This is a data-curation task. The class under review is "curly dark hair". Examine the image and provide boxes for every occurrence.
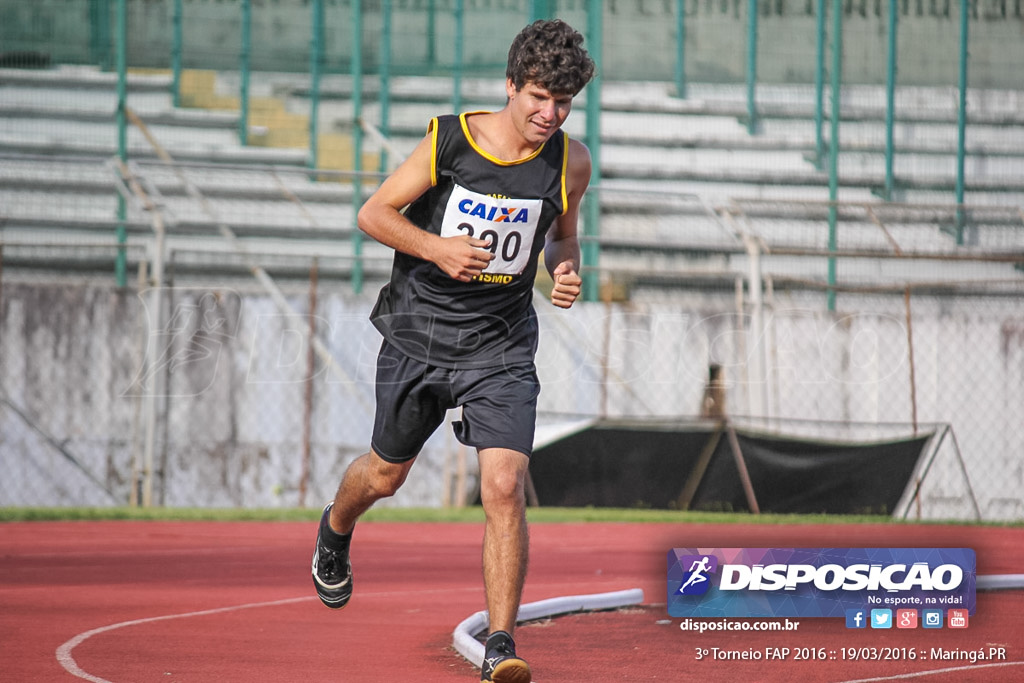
[505,19,596,97]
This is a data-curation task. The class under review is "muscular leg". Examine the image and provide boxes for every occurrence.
[329,449,415,534]
[477,447,530,635]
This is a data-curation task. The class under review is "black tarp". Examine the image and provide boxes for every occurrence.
[528,421,931,515]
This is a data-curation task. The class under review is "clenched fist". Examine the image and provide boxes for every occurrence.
[550,261,581,308]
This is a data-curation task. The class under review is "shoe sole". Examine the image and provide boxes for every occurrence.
[485,658,531,683]
[313,577,351,609]
[312,517,353,609]
[311,551,352,608]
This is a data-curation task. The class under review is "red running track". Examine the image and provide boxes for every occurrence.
[1,520,1022,682]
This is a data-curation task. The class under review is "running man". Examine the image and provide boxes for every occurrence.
[679,556,712,593]
[311,19,595,683]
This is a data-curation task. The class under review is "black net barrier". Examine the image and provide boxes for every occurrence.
[527,421,931,515]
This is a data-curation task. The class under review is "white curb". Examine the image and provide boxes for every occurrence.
[452,588,646,669]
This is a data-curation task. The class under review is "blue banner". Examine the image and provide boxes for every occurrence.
[667,548,976,619]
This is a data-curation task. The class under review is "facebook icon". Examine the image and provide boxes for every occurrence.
[846,609,867,629]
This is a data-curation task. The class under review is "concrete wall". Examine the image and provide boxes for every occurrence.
[1,280,1021,519]
[2,0,1023,87]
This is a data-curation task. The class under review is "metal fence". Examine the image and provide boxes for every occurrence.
[1,1,1023,518]
[2,179,1022,519]
[3,1,1022,211]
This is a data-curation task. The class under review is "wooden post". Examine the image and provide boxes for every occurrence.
[726,423,761,514]
[299,258,319,508]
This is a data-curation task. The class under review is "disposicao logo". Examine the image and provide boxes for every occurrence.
[675,555,718,595]
[667,548,976,619]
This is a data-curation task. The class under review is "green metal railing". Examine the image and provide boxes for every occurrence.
[351,0,365,293]
[673,0,687,99]
[812,0,826,168]
[171,0,183,108]
[582,0,603,303]
[954,0,970,244]
[308,0,324,171]
[883,0,898,201]
[378,0,393,174]
[90,0,113,71]
[60,1,1009,302]
[827,0,843,312]
[238,0,251,146]
[745,0,759,135]
[115,0,128,287]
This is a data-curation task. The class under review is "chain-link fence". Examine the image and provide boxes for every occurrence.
[2,1,1022,518]
[2,183,1022,519]
[3,1,1022,198]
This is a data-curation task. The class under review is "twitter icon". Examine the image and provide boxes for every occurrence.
[870,609,893,629]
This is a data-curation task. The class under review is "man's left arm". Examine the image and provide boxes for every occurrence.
[544,138,591,309]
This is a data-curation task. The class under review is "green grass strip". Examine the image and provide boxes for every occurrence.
[0,506,1018,527]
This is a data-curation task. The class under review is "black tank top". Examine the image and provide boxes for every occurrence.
[370,112,569,369]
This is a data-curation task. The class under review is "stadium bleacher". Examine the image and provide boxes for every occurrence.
[2,65,1023,296]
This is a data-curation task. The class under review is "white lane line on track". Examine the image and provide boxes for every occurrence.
[56,596,314,683]
[832,661,1024,682]
[56,587,482,682]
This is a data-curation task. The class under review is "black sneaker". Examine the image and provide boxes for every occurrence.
[311,503,353,609]
[480,631,531,683]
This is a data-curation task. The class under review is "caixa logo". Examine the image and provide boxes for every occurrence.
[676,554,719,595]
[457,198,530,223]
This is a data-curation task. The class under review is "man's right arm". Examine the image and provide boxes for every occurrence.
[356,134,494,282]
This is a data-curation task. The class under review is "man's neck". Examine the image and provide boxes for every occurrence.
[464,110,544,162]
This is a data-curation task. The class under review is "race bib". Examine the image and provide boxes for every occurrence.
[439,184,542,276]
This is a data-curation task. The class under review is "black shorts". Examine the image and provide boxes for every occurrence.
[370,340,540,463]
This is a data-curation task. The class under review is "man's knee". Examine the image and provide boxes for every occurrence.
[481,470,524,504]
[365,451,413,498]
[478,449,529,508]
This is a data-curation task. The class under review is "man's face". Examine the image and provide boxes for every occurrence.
[506,79,574,145]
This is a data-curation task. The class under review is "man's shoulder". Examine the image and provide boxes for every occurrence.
[564,134,589,154]
[427,113,459,134]
[564,136,592,174]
